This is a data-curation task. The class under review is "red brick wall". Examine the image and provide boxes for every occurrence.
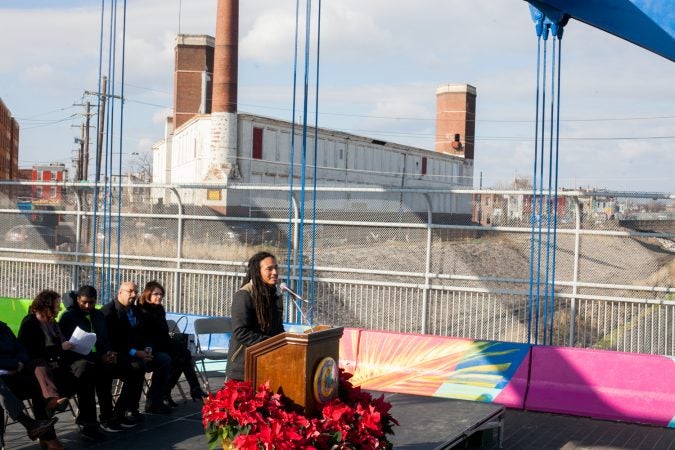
[435,85,476,160]
[0,98,20,180]
[174,38,214,129]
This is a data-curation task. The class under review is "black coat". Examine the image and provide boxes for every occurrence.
[58,303,111,360]
[225,283,284,381]
[0,321,28,371]
[136,302,171,353]
[100,300,146,365]
[17,314,64,363]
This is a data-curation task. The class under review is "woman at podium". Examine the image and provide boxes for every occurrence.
[225,252,285,381]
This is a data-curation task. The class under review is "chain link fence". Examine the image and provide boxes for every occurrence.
[0,182,672,355]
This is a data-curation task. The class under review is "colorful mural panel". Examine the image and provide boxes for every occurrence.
[342,330,530,407]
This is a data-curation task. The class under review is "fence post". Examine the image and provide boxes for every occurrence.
[422,194,433,335]
[569,197,581,347]
[170,187,184,312]
[72,187,83,291]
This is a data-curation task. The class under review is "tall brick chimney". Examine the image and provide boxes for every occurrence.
[173,34,214,130]
[435,84,476,160]
[209,0,239,180]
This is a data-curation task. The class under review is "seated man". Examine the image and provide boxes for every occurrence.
[102,281,172,421]
[0,320,58,445]
[59,286,126,432]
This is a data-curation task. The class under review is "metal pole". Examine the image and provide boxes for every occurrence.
[422,193,433,335]
[569,197,581,347]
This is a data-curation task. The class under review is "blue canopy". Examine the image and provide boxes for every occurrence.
[526,0,675,61]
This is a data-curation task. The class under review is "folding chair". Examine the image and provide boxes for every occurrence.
[164,318,190,402]
[193,317,232,392]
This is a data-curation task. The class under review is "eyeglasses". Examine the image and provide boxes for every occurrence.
[121,289,138,294]
[150,292,164,297]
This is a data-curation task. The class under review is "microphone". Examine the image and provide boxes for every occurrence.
[279,282,308,303]
[278,282,313,332]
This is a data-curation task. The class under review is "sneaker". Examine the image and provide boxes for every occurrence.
[80,426,107,442]
[100,419,125,433]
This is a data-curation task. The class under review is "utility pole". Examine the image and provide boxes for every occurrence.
[77,124,85,180]
[83,101,91,181]
[96,76,107,183]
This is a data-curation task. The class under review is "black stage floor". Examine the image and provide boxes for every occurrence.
[373,391,504,450]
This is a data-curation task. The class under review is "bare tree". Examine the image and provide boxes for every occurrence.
[126,151,153,182]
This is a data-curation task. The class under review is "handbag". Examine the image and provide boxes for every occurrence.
[169,315,197,357]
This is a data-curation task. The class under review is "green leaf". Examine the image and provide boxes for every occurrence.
[205,423,223,450]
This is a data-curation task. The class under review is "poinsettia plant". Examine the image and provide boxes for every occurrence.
[202,370,398,450]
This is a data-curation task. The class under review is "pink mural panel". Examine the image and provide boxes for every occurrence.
[526,346,675,427]
[338,327,361,374]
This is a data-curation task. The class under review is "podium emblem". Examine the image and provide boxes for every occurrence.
[313,356,338,404]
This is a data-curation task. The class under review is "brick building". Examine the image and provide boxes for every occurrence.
[174,35,214,130]
[0,97,20,180]
[153,26,476,218]
[31,163,67,204]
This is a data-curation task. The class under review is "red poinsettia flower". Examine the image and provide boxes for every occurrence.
[202,369,397,450]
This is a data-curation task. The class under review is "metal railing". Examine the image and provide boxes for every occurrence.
[0,181,672,355]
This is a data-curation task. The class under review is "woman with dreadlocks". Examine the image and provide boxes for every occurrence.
[225,252,285,381]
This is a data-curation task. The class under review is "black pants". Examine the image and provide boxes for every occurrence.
[96,359,145,420]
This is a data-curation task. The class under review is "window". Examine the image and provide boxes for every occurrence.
[50,187,57,198]
[421,157,427,175]
[51,171,58,181]
[36,187,43,198]
[252,127,263,160]
[207,189,222,201]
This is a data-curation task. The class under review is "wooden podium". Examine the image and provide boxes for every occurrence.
[244,325,343,415]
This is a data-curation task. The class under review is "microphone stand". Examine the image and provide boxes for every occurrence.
[284,292,314,333]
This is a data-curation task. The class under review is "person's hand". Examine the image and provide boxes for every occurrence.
[62,341,74,351]
[102,351,117,364]
[137,350,153,362]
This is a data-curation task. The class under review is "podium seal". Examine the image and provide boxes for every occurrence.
[313,356,338,404]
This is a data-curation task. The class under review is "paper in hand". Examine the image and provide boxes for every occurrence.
[69,326,97,355]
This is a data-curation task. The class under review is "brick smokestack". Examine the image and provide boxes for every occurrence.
[173,35,214,130]
[208,0,239,181]
[212,0,238,113]
[435,84,476,160]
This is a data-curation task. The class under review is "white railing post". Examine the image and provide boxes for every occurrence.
[170,187,184,311]
[422,194,433,335]
[569,197,581,347]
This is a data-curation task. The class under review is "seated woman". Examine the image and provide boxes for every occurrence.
[137,281,207,405]
[18,290,104,446]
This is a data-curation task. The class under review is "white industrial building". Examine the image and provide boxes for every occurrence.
[152,1,477,219]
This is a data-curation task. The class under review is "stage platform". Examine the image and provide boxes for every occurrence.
[2,375,673,449]
[374,391,504,449]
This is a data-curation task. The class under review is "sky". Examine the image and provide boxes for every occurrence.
[0,0,673,193]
